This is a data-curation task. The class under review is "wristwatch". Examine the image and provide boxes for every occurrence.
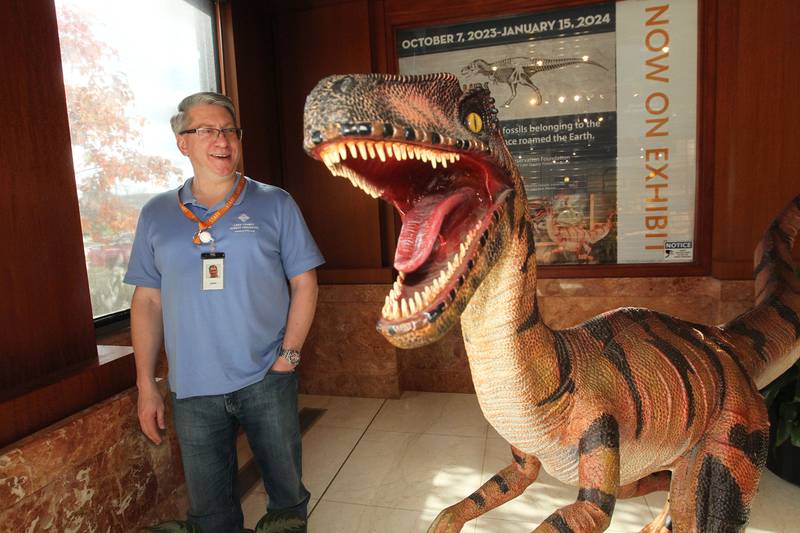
[279,347,301,366]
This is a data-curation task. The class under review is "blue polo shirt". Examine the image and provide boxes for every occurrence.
[124,174,324,399]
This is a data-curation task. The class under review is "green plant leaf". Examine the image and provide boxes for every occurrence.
[254,510,307,533]
[144,520,203,533]
[794,371,800,403]
[762,370,796,407]
[776,402,799,446]
[792,423,800,448]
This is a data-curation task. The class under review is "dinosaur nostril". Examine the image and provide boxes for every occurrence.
[332,76,356,95]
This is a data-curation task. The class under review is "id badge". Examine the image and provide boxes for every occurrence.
[202,252,224,290]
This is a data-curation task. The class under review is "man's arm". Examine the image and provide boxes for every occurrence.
[131,286,166,444]
[271,269,319,371]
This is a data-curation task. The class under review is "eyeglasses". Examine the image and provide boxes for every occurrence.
[179,127,243,140]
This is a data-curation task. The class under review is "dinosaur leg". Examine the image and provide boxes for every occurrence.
[668,403,768,532]
[518,75,542,105]
[618,471,671,498]
[502,82,518,107]
[427,445,541,533]
[535,414,620,533]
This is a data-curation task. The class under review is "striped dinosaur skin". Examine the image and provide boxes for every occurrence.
[303,73,800,532]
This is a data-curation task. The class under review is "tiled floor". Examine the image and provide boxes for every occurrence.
[241,392,800,532]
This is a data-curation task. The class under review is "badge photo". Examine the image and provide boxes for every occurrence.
[201,252,225,290]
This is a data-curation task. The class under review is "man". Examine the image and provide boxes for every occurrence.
[124,92,323,533]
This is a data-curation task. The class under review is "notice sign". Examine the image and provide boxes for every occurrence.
[397,0,697,265]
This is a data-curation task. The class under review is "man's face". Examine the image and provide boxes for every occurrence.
[176,103,241,181]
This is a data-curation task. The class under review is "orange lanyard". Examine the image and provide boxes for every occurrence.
[179,176,246,244]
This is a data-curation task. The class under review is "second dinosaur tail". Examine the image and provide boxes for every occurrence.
[721,195,800,388]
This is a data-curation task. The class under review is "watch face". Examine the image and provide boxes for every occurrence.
[281,349,301,365]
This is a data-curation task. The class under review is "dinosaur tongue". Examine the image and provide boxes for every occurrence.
[394,187,473,273]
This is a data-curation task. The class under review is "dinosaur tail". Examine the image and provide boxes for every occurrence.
[721,195,800,389]
[534,58,608,72]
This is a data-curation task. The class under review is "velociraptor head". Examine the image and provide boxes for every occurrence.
[303,73,527,348]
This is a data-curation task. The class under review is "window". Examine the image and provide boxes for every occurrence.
[55,0,220,318]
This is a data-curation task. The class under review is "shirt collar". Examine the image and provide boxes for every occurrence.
[179,173,247,210]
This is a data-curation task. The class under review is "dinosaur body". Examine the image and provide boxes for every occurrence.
[303,73,800,532]
[461,57,607,106]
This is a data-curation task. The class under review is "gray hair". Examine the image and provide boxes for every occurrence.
[170,92,237,134]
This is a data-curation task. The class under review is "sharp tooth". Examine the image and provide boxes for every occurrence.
[399,271,405,281]
[455,154,460,161]
[401,298,409,317]
[392,300,399,318]
[432,278,440,291]
[376,142,386,162]
[385,143,395,159]
[414,291,423,308]
[460,242,466,255]
[367,142,376,159]
[338,144,348,160]
[357,142,368,159]
[330,149,341,164]
[430,155,437,169]
[441,156,448,168]
[420,150,428,163]
[408,147,416,160]
[347,142,357,158]
[322,153,332,166]
[409,298,417,314]
[449,154,456,163]
[399,144,408,160]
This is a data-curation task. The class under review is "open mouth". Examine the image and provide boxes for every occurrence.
[315,137,512,331]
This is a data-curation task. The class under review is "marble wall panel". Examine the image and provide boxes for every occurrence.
[300,288,401,398]
[306,279,762,395]
[0,381,186,531]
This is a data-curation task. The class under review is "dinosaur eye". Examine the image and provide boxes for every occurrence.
[465,112,483,133]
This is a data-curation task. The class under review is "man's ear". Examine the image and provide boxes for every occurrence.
[176,134,188,156]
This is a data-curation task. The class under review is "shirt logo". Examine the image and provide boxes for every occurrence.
[238,213,251,222]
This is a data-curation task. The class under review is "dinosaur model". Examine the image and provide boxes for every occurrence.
[302,73,800,532]
[541,208,616,263]
[461,57,607,106]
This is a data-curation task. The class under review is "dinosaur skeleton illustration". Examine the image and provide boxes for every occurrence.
[540,207,615,263]
[461,57,608,107]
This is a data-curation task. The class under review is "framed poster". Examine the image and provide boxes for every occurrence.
[397,0,698,266]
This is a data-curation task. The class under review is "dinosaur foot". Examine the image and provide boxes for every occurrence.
[427,508,465,533]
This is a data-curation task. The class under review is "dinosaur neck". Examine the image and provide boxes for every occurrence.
[461,217,567,412]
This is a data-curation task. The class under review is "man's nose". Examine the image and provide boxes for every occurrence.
[213,131,231,146]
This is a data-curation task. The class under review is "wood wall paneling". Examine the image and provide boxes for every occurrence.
[274,0,390,278]
[228,2,283,187]
[712,0,800,279]
[0,1,141,448]
[0,1,96,388]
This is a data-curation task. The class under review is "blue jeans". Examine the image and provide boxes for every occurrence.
[171,369,309,533]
